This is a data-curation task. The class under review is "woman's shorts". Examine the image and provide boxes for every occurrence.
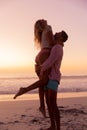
[45,80,59,92]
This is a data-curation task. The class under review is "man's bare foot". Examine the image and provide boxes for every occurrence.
[39,107,46,118]
[44,127,55,130]
[13,87,27,99]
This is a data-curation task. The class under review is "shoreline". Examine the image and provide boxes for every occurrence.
[0,91,87,102]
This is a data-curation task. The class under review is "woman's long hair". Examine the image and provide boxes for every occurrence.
[34,20,44,49]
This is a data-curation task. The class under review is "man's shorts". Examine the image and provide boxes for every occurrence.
[45,80,59,92]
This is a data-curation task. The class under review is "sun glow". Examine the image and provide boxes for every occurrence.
[0,0,87,75]
[0,42,35,73]
[0,46,23,67]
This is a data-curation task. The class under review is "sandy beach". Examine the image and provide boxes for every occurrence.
[0,93,87,130]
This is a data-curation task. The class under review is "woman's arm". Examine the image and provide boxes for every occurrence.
[46,26,55,46]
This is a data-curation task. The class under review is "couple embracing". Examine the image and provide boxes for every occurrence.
[14,19,68,130]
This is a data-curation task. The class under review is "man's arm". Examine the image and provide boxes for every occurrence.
[41,44,62,72]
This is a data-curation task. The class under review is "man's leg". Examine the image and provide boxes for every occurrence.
[53,91,60,130]
[47,88,60,130]
[46,88,56,130]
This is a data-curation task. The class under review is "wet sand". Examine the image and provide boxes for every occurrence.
[0,93,87,130]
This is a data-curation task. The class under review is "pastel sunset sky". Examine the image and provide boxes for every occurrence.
[0,0,87,75]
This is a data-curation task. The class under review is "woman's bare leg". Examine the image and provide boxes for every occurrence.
[14,49,51,119]
[39,87,46,117]
[13,78,48,99]
[35,49,50,117]
[14,49,50,99]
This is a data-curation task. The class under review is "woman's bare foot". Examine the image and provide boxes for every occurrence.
[13,87,27,99]
[39,107,46,118]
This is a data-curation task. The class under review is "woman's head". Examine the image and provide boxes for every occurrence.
[34,19,47,48]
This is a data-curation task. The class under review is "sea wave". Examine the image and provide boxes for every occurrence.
[0,75,87,94]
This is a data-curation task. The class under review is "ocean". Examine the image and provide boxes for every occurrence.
[0,73,87,94]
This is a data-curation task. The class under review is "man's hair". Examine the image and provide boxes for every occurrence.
[62,31,68,42]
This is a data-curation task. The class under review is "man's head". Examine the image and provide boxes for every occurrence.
[54,31,68,43]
